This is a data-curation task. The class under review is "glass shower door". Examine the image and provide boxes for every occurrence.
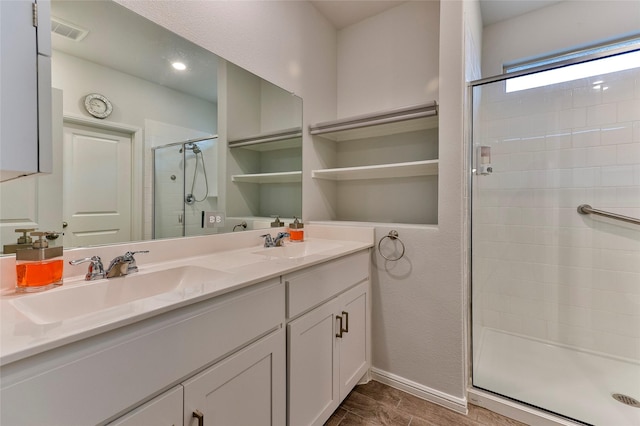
[153,144,185,239]
[471,53,640,425]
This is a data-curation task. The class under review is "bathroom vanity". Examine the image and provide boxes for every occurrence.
[0,225,373,425]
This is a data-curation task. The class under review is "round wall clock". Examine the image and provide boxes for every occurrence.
[84,93,113,119]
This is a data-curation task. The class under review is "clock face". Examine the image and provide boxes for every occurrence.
[84,93,113,119]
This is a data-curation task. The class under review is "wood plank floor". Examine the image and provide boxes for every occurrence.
[325,381,527,426]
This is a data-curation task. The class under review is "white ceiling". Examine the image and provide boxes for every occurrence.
[51,0,220,103]
[309,0,563,29]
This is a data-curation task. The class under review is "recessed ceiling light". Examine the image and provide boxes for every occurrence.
[172,62,187,71]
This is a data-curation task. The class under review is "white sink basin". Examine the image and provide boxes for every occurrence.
[252,240,342,259]
[10,266,229,324]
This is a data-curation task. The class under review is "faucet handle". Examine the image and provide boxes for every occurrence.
[260,234,275,247]
[69,256,105,281]
[123,250,149,273]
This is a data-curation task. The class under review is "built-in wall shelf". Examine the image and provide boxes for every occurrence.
[228,127,302,151]
[308,101,439,225]
[312,160,438,181]
[309,102,437,141]
[232,171,302,184]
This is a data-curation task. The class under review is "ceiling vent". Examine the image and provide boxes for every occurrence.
[51,16,89,42]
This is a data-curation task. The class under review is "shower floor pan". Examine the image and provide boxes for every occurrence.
[473,328,640,425]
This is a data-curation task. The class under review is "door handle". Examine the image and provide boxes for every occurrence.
[192,409,204,426]
[336,315,343,338]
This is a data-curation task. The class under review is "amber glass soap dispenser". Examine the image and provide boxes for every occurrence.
[288,217,304,242]
[16,231,63,292]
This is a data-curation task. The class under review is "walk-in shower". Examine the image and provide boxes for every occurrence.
[470,48,640,425]
[152,137,218,239]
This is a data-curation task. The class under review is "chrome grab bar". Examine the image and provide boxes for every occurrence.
[577,204,640,226]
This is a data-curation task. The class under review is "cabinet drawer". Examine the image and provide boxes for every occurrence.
[108,386,183,426]
[286,250,369,319]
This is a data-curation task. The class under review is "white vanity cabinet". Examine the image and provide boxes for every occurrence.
[1,279,285,426]
[286,250,371,426]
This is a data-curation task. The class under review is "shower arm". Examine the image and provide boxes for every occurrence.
[577,204,640,226]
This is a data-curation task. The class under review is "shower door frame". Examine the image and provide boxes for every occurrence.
[467,44,640,426]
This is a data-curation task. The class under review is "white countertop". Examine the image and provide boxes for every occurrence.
[0,225,373,366]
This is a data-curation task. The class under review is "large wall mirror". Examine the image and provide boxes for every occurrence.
[0,0,302,254]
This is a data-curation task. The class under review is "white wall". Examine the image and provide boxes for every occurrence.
[336,1,440,117]
[482,1,640,77]
[52,50,217,134]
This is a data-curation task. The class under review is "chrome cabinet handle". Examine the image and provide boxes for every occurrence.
[192,409,204,426]
[336,315,343,338]
[341,311,349,334]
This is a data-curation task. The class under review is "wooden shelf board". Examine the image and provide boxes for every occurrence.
[232,171,302,184]
[311,160,438,181]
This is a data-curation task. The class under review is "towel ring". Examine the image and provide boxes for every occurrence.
[377,230,405,261]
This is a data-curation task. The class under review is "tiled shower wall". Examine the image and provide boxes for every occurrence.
[472,67,640,360]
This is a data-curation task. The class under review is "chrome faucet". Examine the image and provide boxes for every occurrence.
[260,232,290,248]
[69,256,105,281]
[105,251,149,278]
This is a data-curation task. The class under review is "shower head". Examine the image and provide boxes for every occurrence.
[179,143,201,154]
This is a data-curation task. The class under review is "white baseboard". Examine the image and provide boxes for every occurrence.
[369,368,468,415]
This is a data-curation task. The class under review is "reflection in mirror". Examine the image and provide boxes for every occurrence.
[0,0,302,255]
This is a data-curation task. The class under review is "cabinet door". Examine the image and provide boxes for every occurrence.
[0,0,38,180]
[288,298,340,426]
[183,328,285,426]
[108,386,183,426]
[338,281,369,399]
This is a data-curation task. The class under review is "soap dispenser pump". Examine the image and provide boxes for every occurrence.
[3,228,35,254]
[15,231,63,292]
[270,216,284,228]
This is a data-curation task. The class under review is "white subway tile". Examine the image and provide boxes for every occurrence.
[616,186,640,207]
[617,99,640,122]
[587,103,617,126]
[482,309,502,329]
[601,76,635,104]
[571,127,601,148]
[594,332,640,360]
[595,247,640,274]
[573,86,602,108]
[592,309,640,338]
[599,165,634,187]
[499,312,524,334]
[546,131,573,150]
[520,317,548,340]
[587,145,618,166]
[601,122,633,145]
[617,142,640,165]
[572,167,598,188]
